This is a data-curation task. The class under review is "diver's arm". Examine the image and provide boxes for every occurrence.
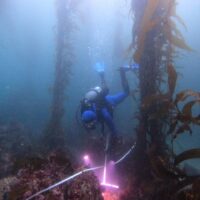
[98,71,109,97]
[95,62,108,92]
[119,68,130,95]
[99,71,107,89]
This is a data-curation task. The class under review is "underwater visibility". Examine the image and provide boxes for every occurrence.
[0,0,200,199]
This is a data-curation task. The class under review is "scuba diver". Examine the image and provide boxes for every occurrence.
[80,62,137,154]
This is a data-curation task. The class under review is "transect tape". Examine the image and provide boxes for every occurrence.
[26,143,136,200]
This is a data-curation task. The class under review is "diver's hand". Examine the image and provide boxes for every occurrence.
[119,63,139,72]
[119,64,130,72]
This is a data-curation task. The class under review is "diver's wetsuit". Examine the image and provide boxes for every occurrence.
[99,69,129,138]
[81,68,130,152]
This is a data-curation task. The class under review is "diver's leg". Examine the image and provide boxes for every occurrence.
[101,108,118,155]
[106,93,127,106]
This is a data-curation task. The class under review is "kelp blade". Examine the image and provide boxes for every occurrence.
[182,100,200,117]
[174,148,200,165]
[174,90,200,105]
[167,63,177,97]
[134,0,161,62]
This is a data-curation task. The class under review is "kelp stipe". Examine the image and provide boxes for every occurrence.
[122,0,200,199]
[43,0,79,150]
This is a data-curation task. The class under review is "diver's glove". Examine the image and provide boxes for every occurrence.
[130,63,139,70]
[94,62,105,75]
[119,63,139,72]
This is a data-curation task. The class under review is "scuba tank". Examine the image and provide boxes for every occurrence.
[76,86,113,129]
[76,86,105,127]
[85,86,105,101]
[81,86,106,114]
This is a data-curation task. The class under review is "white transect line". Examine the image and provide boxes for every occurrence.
[102,154,107,183]
[114,143,136,165]
[26,143,136,200]
[101,182,119,189]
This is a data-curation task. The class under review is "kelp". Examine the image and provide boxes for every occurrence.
[134,0,198,143]
[174,90,200,104]
[161,0,193,52]
[163,18,192,52]
[173,14,187,31]
[173,91,200,133]
[169,34,193,52]
[174,148,200,165]
[149,154,182,180]
[167,5,191,51]
[169,19,184,41]
[141,63,176,117]
[167,63,177,97]
[172,123,192,138]
[141,57,200,137]
[142,89,200,138]
[133,0,161,62]
[127,0,199,199]
[132,0,193,63]
[182,100,200,117]
[141,94,168,110]
[44,0,80,149]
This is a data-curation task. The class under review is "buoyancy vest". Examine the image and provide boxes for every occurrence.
[81,86,113,118]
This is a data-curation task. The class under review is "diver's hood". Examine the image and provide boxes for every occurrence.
[84,86,103,101]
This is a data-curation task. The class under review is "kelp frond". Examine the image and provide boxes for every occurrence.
[133,0,161,62]
[174,148,200,165]
[133,0,193,63]
[174,90,200,105]
[142,88,200,138]
[168,34,193,52]
[167,63,177,97]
